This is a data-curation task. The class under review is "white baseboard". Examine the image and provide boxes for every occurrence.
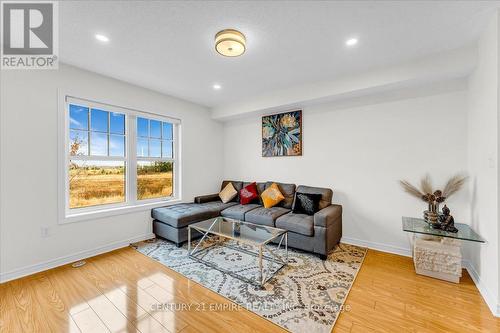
[0,233,155,283]
[462,260,500,317]
[341,236,412,257]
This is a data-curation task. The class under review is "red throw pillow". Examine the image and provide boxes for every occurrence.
[240,182,258,205]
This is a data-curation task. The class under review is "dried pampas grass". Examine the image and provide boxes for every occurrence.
[420,174,433,196]
[399,180,425,200]
[400,174,467,204]
[442,175,467,198]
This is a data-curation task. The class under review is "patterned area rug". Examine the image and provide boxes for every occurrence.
[132,238,366,333]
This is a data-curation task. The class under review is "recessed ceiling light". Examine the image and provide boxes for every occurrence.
[95,34,110,43]
[213,84,221,90]
[345,38,358,47]
[215,29,246,57]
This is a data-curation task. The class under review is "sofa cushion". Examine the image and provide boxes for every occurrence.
[221,204,261,220]
[265,182,296,209]
[244,206,290,227]
[248,182,267,205]
[221,180,243,202]
[292,192,322,215]
[239,182,259,205]
[151,203,219,228]
[198,201,238,214]
[219,182,238,203]
[294,185,333,210]
[276,213,314,236]
[261,183,285,208]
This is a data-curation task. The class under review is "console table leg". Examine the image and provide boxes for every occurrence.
[412,235,462,283]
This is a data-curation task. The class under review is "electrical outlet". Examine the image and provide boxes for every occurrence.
[41,226,50,238]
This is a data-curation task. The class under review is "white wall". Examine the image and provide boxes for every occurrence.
[498,13,500,308]
[498,11,500,312]
[466,11,499,315]
[212,46,475,121]
[0,64,223,281]
[222,90,470,255]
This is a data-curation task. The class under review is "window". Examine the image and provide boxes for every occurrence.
[69,105,126,209]
[136,117,174,200]
[61,95,179,220]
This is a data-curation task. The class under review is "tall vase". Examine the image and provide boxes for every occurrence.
[429,201,440,213]
[424,202,439,224]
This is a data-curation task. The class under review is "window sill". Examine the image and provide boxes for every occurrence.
[59,199,182,225]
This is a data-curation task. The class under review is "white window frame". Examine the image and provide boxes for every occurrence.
[58,91,181,224]
[135,115,177,204]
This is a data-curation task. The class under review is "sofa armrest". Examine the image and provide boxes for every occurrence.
[194,193,220,204]
[314,204,342,228]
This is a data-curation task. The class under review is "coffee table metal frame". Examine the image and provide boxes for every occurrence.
[188,217,288,287]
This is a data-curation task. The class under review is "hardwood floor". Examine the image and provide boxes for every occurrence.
[335,250,499,332]
[1,247,499,333]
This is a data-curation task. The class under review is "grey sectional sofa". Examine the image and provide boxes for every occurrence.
[152,180,342,259]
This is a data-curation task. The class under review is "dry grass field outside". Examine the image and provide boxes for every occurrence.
[137,172,173,200]
[69,167,172,208]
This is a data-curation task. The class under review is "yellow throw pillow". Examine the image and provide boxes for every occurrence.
[219,182,238,203]
[261,183,285,208]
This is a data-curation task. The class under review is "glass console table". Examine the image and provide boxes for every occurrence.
[402,217,485,283]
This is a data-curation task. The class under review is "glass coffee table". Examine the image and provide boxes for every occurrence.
[402,216,485,283]
[188,217,288,287]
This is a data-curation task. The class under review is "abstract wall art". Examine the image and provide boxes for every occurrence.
[262,110,302,157]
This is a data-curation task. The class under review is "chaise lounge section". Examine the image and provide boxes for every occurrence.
[152,180,342,259]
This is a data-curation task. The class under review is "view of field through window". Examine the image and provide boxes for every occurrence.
[68,104,174,209]
[69,161,126,208]
[68,161,173,208]
[137,161,173,200]
[136,116,174,201]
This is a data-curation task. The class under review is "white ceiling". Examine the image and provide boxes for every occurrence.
[60,1,500,108]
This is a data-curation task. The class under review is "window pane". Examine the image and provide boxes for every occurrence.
[110,112,125,134]
[69,130,88,156]
[150,139,161,157]
[162,122,173,140]
[90,132,108,156]
[137,161,173,200]
[69,160,125,209]
[137,117,148,137]
[150,120,161,138]
[69,105,88,130]
[109,134,125,157]
[91,109,109,132]
[137,138,148,157]
[162,140,173,158]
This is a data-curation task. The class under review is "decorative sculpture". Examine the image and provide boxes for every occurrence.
[437,205,458,233]
[399,174,466,224]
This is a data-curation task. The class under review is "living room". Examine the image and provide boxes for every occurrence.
[0,1,499,332]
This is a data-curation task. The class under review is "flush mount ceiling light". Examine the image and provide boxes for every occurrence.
[213,84,221,90]
[95,34,110,43]
[215,29,246,57]
[345,37,358,47]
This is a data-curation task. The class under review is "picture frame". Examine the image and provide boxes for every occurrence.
[262,110,302,157]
